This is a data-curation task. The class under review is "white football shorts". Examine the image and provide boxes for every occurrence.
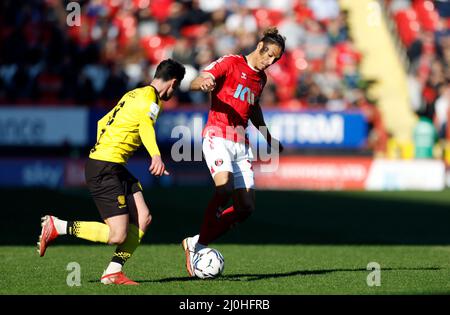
[202,132,254,189]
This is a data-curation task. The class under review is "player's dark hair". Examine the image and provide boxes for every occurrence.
[259,27,286,60]
[154,59,186,83]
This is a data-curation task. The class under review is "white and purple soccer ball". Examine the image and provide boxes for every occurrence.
[192,248,225,279]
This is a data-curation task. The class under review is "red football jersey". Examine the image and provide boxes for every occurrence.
[202,55,267,142]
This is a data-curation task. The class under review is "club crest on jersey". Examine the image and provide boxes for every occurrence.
[117,195,126,209]
[215,159,223,167]
[233,84,255,105]
[241,72,247,79]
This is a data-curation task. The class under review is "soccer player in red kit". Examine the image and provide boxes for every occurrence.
[182,28,286,276]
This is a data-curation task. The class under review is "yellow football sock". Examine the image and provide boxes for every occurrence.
[111,224,145,265]
[68,221,110,243]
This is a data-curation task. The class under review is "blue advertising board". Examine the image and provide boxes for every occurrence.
[153,109,368,149]
[0,159,65,188]
[0,106,367,149]
[0,107,88,146]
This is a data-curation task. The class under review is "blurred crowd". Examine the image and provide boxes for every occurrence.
[0,0,372,113]
[387,0,450,142]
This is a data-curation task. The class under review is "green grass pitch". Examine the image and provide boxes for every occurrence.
[2,187,450,295]
[2,244,450,294]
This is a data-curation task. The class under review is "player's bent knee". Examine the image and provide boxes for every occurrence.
[108,230,128,245]
[235,204,254,222]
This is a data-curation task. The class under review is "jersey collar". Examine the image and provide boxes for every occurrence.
[150,85,161,103]
[242,55,260,73]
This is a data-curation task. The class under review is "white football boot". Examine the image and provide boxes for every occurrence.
[181,234,200,277]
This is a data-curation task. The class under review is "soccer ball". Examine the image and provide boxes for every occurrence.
[192,248,225,279]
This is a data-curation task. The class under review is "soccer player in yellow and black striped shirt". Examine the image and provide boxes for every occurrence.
[37,59,185,285]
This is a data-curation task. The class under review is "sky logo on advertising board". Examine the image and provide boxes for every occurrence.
[22,162,63,188]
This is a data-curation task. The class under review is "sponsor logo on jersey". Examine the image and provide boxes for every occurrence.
[233,84,255,105]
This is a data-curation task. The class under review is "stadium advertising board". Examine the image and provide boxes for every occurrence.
[0,107,88,146]
[10,107,367,149]
[254,157,446,191]
[0,157,445,191]
[259,110,368,148]
[365,159,446,191]
[0,159,65,188]
[254,156,373,190]
[0,158,155,188]
[64,159,155,188]
[152,109,368,149]
[64,159,208,188]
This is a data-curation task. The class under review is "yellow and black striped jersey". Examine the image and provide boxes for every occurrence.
[89,85,163,164]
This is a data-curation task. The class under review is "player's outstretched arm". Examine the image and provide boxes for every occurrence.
[250,104,284,153]
[190,73,216,92]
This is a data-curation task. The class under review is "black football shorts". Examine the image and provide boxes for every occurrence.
[85,158,142,220]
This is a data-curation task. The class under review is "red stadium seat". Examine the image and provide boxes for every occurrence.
[180,24,209,39]
[113,13,137,47]
[413,0,440,31]
[140,35,176,63]
[105,0,122,18]
[66,14,95,46]
[132,0,173,22]
[394,9,421,47]
[290,48,309,72]
[253,8,284,28]
[267,53,299,102]
[149,0,174,22]
[293,1,314,25]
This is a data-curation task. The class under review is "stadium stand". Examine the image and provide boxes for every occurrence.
[0,0,388,154]
[0,0,448,159]
[0,0,369,109]
[385,0,450,159]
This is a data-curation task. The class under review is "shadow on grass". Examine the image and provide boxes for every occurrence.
[131,266,441,283]
[6,187,450,245]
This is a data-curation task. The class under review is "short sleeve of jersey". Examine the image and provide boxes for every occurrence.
[202,55,235,80]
